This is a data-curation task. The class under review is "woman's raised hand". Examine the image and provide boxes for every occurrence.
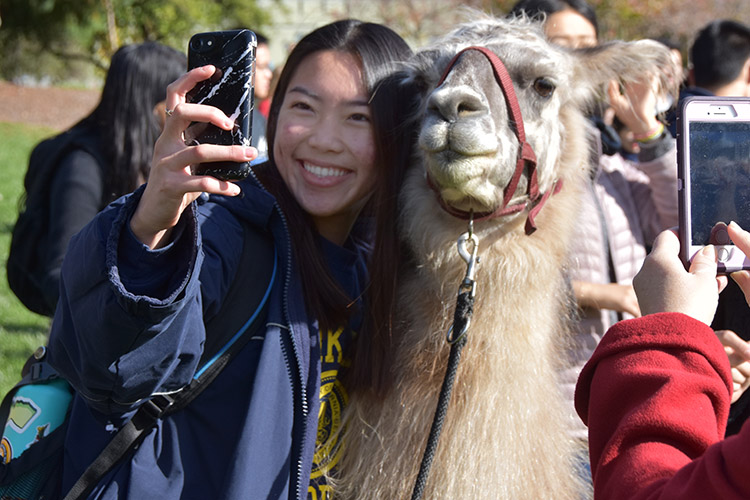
[129,65,257,249]
[607,75,661,138]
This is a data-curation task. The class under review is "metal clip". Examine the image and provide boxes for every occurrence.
[446,321,470,345]
[457,231,479,297]
[447,217,480,345]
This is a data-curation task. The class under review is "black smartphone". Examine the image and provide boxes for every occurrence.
[186,29,256,181]
[677,96,750,272]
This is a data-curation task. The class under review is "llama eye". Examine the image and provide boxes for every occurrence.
[532,78,555,98]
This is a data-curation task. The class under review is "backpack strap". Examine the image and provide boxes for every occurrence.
[0,347,63,436]
[63,217,277,500]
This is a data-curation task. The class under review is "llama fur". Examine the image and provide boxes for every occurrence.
[334,13,679,500]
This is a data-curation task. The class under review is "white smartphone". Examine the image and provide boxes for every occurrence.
[677,96,750,272]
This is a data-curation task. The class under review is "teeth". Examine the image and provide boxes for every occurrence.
[304,162,346,178]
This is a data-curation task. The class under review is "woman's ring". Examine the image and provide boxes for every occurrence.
[165,108,175,117]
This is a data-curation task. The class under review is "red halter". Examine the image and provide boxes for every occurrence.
[427,46,562,233]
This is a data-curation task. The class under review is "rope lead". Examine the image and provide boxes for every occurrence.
[411,223,479,500]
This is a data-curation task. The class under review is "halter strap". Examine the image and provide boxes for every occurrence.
[429,46,561,233]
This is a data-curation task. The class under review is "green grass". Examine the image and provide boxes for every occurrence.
[0,122,57,396]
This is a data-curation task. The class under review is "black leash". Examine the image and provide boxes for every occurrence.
[411,227,479,500]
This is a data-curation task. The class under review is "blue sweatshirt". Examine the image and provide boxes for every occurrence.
[47,172,369,500]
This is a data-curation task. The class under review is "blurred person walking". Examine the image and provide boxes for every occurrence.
[7,41,186,317]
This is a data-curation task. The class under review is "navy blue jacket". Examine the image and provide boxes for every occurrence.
[47,172,368,499]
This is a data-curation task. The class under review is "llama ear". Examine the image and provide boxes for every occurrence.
[572,39,680,108]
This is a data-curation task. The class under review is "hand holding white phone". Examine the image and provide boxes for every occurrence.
[677,96,750,272]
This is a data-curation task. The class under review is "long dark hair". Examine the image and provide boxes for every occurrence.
[255,20,413,385]
[79,42,186,204]
[349,71,423,395]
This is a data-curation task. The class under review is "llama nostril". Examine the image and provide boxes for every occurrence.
[429,87,488,122]
[457,100,482,117]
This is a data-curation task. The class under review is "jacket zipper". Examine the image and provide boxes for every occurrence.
[248,169,308,500]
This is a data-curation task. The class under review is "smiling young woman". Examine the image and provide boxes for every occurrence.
[273,50,377,245]
[45,19,413,500]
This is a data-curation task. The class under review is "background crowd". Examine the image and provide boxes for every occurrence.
[3,0,750,499]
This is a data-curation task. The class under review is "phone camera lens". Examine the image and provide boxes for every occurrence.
[190,36,215,53]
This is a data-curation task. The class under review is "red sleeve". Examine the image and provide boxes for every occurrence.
[575,312,750,499]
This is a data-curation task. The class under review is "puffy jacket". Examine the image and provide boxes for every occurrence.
[47,170,368,500]
[562,126,678,438]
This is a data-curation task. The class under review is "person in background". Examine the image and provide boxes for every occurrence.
[508,0,679,446]
[255,32,274,120]
[575,222,750,499]
[250,31,273,159]
[517,0,598,49]
[667,19,750,137]
[38,41,186,315]
[46,19,413,500]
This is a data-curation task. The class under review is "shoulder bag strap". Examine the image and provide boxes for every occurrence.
[63,218,277,500]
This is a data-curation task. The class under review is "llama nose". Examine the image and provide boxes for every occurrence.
[427,86,488,123]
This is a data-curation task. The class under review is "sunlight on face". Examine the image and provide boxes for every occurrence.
[273,50,377,245]
[545,9,598,49]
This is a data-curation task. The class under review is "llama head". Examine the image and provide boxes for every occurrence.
[399,13,678,234]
